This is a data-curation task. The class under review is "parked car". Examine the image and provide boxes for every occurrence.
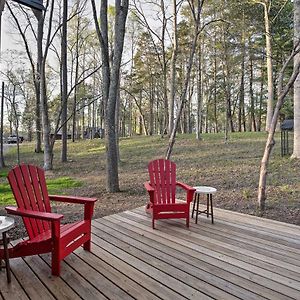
[7,135,23,144]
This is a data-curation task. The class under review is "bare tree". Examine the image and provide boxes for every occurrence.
[7,3,43,153]
[292,0,300,158]
[166,0,204,159]
[91,0,129,192]
[168,0,179,134]
[252,0,274,132]
[132,0,169,134]
[258,41,300,210]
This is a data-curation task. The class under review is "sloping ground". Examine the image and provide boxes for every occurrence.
[1,132,299,242]
[1,206,299,299]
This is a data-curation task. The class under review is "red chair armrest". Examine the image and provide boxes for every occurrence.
[176,182,196,203]
[49,195,96,221]
[144,182,155,204]
[5,206,63,221]
[176,182,195,192]
[144,182,155,193]
[49,195,97,204]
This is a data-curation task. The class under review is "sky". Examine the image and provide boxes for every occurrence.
[1,8,18,52]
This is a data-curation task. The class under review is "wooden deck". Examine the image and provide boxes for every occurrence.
[1,206,300,300]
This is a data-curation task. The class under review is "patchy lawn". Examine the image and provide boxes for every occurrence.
[1,132,299,239]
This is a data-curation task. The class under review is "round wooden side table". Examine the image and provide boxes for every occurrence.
[192,186,216,224]
[0,216,14,283]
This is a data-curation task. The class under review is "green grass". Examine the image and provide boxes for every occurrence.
[0,170,8,178]
[0,177,82,205]
[46,177,83,194]
[1,132,299,225]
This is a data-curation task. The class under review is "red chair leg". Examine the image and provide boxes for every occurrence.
[52,256,60,276]
[145,203,152,214]
[152,217,155,229]
[83,239,91,251]
[51,221,61,276]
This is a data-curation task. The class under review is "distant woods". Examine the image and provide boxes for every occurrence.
[126,0,294,138]
[1,0,298,191]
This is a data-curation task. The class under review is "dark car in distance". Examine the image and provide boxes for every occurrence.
[7,135,24,144]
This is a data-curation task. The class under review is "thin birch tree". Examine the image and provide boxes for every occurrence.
[166,0,204,159]
[258,40,300,210]
[292,0,300,158]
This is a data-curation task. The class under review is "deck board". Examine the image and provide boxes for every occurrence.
[0,206,299,300]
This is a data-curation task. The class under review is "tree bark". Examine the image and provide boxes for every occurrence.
[292,0,300,158]
[0,82,5,168]
[263,1,274,132]
[213,33,218,133]
[168,0,178,135]
[258,55,265,132]
[91,0,128,192]
[196,42,202,140]
[35,12,43,153]
[61,0,68,162]
[249,45,257,131]
[72,2,80,142]
[239,20,246,132]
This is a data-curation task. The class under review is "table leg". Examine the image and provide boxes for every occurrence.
[210,194,214,224]
[192,193,196,218]
[206,194,209,218]
[2,232,11,283]
[195,194,200,224]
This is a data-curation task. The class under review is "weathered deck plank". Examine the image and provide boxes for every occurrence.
[0,206,299,300]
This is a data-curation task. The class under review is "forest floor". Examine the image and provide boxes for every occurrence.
[1,132,299,239]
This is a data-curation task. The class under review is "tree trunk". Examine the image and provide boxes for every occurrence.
[212,27,219,134]
[249,45,257,131]
[72,6,80,142]
[160,0,168,135]
[258,56,265,132]
[239,22,246,132]
[41,63,53,170]
[91,0,128,192]
[149,77,154,136]
[292,0,300,158]
[61,0,68,162]
[166,0,203,159]
[196,43,202,140]
[0,82,5,168]
[11,86,20,164]
[168,0,178,135]
[115,78,120,162]
[263,1,274,132]
[34,11,43,153]
[258,43,300,210]
[128,101,132,136]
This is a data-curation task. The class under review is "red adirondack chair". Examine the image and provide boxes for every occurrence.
[144,159,195,229]
[0,164,97,276]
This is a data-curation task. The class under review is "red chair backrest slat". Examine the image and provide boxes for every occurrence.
[7,164,51,239]
[148,159,176,204]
